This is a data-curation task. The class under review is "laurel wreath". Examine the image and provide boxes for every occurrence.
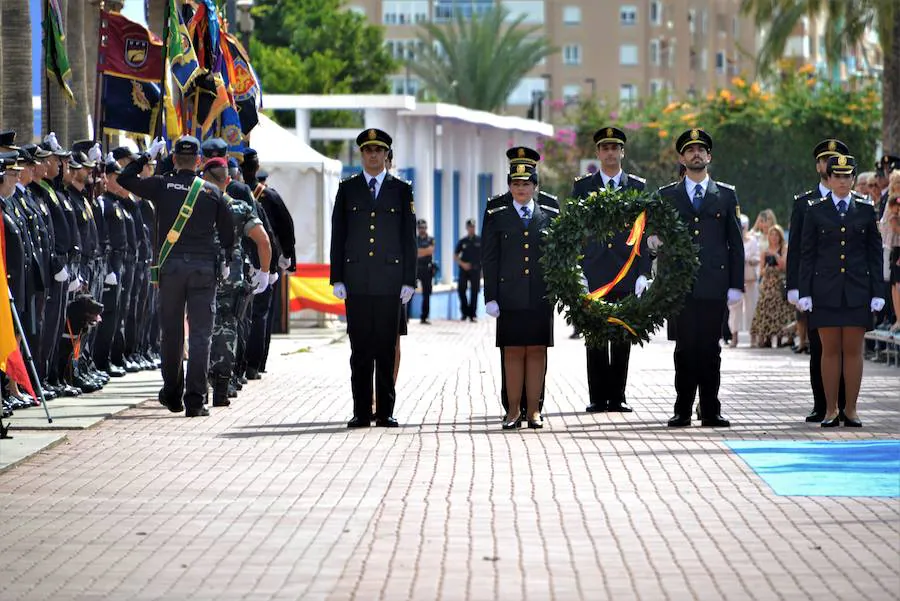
[541,187,699,347]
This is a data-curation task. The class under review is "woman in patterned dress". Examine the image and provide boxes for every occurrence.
[751,225,794,347]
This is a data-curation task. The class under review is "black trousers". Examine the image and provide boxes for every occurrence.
[417,266,432,320]
[673,298,726,417]
[246,285,273,371]
[40,280,66,383]
[346,294,401,420]
[259,278,279,371]
[457,268,481,318]
[93,278,121,369]
[586,341,631,407]
[157,257,216,410]
[808,328,847,414]
[112,262,135,366]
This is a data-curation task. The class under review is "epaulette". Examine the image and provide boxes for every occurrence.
[658,181,679,191]
[627,173,647,185]
[539,191,558,201]
[716,181,735,191]
[807,197,826,207]
[340,174,356,183]
[539,204,559,214]
[852,191,874,206]
[487,205,508,215]
[487,192,505,202]
[794,190,815,201]
[574,172,592,182]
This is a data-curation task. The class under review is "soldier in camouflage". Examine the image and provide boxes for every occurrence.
[200,147,272,407]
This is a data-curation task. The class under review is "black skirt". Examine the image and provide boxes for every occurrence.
[496,306,554,348]
[890,247,900,285]
[809,300,873,331]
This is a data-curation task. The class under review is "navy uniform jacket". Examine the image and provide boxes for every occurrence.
[99,193,129,272]
[329,172,417,296]
[56,187,83,263]
[572,172,651,300]
[119,158,234,260]
[3,208,26,309]
[482,197,558,311]
[250,180,296,270]
[785,186,822,291]
[799,192,883,307]
[34,180,71,275]
[27,183,60,280]
[658,178,744,301]
[66,185,98,265]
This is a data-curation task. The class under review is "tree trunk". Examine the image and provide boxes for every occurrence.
[66,0,89,144]
[42,0,70,142]
[147,0,167,39]
[0,0,35,143]
[85,2,100,137]
[884,16,900,154]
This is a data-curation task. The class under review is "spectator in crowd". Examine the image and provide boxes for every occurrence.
[727,214,759,347]
[881,171,900,332]
[751,225,794,348]
[855,171,874,197]
[749,209,778,345]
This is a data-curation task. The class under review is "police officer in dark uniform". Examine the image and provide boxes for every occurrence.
[482,147,559,419]
[785,138,849,422]
[798,154,884,428]
[659,129,743,428]
[415,219,435,323]
[330,128,417,428]
[119,136,235,417]
[572,126,651,414]
[454,218,481,321]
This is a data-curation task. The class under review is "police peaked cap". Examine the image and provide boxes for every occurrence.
[675,129,712,153]
[173,135,200,155]
[813,138,849,160]
[23,143,52,160]
[880,154,900,172]
[506,146,541,166]
[509,163,537,181]
[356,128,392,150]
[826,154,856,175]
[593,126,627,146]
[16,147,37,165]
[111,146,138,161]
[0,130,18,149]
[103,160,123,175]
[201,137,229,158]
[0,150,23,169]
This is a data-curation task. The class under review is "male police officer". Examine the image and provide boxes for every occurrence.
[454,218,481,322]
[416,219,435,324]
[785,139,849,422]
[119,136,234,417]
[330,128,417,428]
[659,129,743,428]
[572,127,651,414]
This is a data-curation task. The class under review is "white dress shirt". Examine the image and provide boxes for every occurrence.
[362,168,387,198]
[600,170,624,190]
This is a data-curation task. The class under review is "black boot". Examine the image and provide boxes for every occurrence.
[212,376,231,407]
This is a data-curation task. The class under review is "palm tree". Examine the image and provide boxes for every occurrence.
[66,0,89,143]
[1,0,35,142]
[741,0,898,153]
[42,0,71,143]
[407,6,555,112]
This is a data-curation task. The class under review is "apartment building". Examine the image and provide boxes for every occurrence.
[347,0,759,114]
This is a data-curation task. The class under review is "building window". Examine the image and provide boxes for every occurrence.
[563,44,582,65]
[649,1,662,26]
[563,6,581,25]
[507,76,548,106]
[620,44,639,66]
[649,79,666,96]
[649,39,660,66]
[390,76,419,95]
[384,1,430,25]
[435,0,495,22]
[716,51,725,73]
[620,84,637,106]
[502,1,545,24]
[620,5,637,26]
[562,84,581,103]
[688,9,696,34]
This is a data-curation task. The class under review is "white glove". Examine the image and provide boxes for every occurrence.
[727,288,743,305]
[647,235,663,251]
[797,297,813,312]
[268,272,279,285]
[53,266,69,283]
[87,143,102,163]
[787,289,800,306]
[104,272,118,286]
[578,270,589,294]
[220,263,230,280]
[485,300,500,318]
[249,268,268,294]
[277,255,292,270]
[634,275,650,298]
[105,152,115,163]
[400,285,415,305]
[871,297,886,312]
[44,132,62,152]
[333,282,347,300]
[67,276,82,292]
[148,137,167,160]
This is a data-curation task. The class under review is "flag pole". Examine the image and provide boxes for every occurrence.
[157,0,171,139]
[92,1,107,144]
[8,294,53,424]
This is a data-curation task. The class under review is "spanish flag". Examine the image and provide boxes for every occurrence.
[288,264,346,316]
[0,225,36,398]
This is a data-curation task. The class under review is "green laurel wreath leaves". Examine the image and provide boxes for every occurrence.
[541,187,699,348]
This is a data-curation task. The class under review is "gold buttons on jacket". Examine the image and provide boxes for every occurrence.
[840,254,845,260]
[694,217,699,223]
[720,265,725,269]
[840,226,846,232]
[840,268,845,273]
[369,238,375,243]
[524,243,529,249]
[370,211,376,218]
[524,231,529,237]
[525,256,530,262]
[694,229,700,235]
[369,225,375,231]
[368,251,374,257]
[524,269,530,275]
[607,243,613,248]
[841,241,846,246]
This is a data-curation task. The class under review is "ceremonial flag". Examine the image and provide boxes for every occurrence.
[43,0,75,104]
[99,10,164,81]
[102,74,161,135]
[189,0,222,72]
[166,0,201,91]
[218,105,245,156]
[0,227,36,398]
[224,33,260,134]
[288,265,346,316]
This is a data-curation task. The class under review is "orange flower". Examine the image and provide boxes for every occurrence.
[806,78,817,87]
[750,82,761,96]
[680,112,696,122]
[658,130,669,138]
[731,76,746,88]
[719,89,733,102]
[798,64,815,75]
[662,102,680,114]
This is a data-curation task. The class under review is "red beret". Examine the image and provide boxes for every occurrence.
[204,157,227,170]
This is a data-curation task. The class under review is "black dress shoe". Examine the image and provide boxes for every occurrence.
[607,402,633,413]
[667,415,691,427]
[805,411,825,423]
[820,415,841,428]
[245,368,261,380]
[347,417,371,428]
[527,419,543,429]
[375,417,399,428]
[212,398,231,407]
[469,316,477,323]
[502,417,522,430]
[585,403,607,413]
[421,319,431,325]
[185,406,209,417]
[700,415,731,427]
[843,416,863,427]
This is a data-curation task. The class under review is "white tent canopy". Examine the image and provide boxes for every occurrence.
[249,113,342,264]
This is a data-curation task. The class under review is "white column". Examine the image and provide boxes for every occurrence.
[465,126,481,229]
[364,108,398,138]
[412,117,435,228]
[490,129,509,198]
[294,109,310,145]
[440,125,456,285]
[393,114,412,169]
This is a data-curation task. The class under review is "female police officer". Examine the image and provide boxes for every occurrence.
[482,163,556,430]
[798,155,884,427]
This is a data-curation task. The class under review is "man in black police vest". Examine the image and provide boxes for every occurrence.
[330,128,416,428]
[119,136,234,417]
[659,129,743,428]
[785,138,849,422]
[572,126,651,413]
[454,218,481,322]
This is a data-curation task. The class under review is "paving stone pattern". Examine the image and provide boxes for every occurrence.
[0,317,898,601]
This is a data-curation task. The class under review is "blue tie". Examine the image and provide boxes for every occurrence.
[837,199,847,216]
[369,177,377,200]
[520,206,531,227]
[692,184,703,211]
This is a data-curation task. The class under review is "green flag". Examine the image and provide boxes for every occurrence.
[167,0,201,91]
[43,0,75,104]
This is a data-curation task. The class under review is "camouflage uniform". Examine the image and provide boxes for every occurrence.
[209,192,262,404]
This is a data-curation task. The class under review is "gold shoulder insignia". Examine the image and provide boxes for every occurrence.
[716,181,735,191]
[487,205,509,215]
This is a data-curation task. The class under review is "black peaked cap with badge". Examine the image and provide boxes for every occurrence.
[111,146,138,161]
[826,154,856,175]
[509,163,537,182]
[879,154,900,172]
[675,128,712,153]
[174,135,200,155]
[506,146,541,166]
[0,130,19,149]
[201,137,228,158]
[593,126,627,146]
[813,138,849,160]
[356,128,392,149]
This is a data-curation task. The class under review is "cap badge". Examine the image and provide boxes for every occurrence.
[690,129,700,140]
[516,164,526,174]
[367,129,377,140]
[517,148,525,158]
[828,140,837,151]
[606,128,613,137]
[838,155,848,166]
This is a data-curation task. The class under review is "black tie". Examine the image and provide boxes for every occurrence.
[692,184,703,211]
[369,177,377,200]
[606,179,615,190]
[837,199,847,216]
[520,206,531,227]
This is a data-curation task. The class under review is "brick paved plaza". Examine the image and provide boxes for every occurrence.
[1,316,898,601]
